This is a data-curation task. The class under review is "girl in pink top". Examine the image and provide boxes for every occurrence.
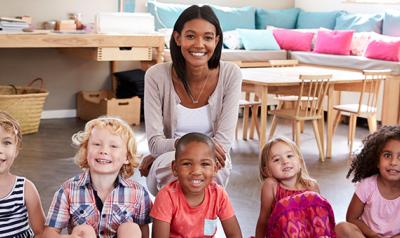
[255,137,336,238]
[336,125,400,238]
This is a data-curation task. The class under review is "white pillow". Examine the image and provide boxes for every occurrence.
[223,30,243,49]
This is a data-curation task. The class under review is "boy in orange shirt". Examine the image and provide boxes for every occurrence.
[150,132,242,237]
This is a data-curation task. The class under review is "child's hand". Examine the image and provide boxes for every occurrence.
[139,155,156,177]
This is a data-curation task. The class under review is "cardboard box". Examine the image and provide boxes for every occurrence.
[77,90,140,125]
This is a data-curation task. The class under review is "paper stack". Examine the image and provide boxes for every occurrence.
[0,17,29,31]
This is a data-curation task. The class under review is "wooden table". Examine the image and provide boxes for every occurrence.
[241,64,370,159]
[0,32,164,89]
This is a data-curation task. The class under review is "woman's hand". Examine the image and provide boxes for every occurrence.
[139,155,156,177]
[214,141,226,170]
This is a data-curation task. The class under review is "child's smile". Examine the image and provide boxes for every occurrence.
[173,141,216,197]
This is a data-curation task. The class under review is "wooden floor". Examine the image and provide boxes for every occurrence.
[12,117,370,237]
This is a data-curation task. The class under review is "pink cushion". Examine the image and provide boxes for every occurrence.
[314,30,354,55]
[364,39,400,61]
[272,29,314,51]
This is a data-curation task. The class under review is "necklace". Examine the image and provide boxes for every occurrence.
[187,70,210,104]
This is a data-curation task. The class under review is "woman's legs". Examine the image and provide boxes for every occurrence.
[335,222,365,238]
[69,224,96,238]
[117,222,141,238]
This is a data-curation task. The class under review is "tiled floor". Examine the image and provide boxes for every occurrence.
[12,117,370,237]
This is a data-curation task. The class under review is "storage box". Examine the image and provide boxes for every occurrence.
[77,90,140,125]
[95,12,155,34]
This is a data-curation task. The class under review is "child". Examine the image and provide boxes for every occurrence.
[255,137,335,238]
[150,132,242,238]
[42,116,152,238]
[0,111,45,237]
[335,125,400,238]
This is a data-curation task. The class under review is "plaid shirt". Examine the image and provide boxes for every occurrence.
[46,171,152,237]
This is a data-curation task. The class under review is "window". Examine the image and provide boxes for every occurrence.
[343,0,400,4]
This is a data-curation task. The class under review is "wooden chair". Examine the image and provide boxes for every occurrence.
[268,74,332,161]
[237,86,261,140]
[332,69,392,155]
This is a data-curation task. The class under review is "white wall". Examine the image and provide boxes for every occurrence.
[295,0,400,13]
[136,0,294,12]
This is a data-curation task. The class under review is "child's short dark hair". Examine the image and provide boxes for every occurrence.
[175,132,215,161]
[347,125,400,183]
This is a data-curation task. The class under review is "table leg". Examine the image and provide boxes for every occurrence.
[326,85,334,159]
[258,86,269,149]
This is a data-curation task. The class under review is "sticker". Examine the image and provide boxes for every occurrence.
[204,218,218,236]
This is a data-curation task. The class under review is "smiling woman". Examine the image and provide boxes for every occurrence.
[140,5,242,196]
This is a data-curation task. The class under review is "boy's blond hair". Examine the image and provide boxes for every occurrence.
[72,116,138,178]
[0,111,22,149]
[259,136,316,188]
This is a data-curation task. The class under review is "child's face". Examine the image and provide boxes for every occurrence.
[0,126,18,175]
[86,126,129,177]
[378,139,400,182]
[172,141,216,196]
[266,141,301,182]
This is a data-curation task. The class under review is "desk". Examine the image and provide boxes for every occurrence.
[241,65,369,159]
[0,32,164,89]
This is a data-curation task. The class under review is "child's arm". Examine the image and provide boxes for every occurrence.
[255,178,276,238]
[346,193,382,238]
[25,179,45,236]
[221,215,242,238]
[139,224,149,238]
[152,218,171,238]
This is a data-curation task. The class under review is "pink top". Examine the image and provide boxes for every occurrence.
[150,180,235,237]
[272,183,307,209]
[356,175,400,238]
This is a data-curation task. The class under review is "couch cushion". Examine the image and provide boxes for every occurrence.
[335,13,383,33]
[223,30,243,49]
[314,29,353,55]
[162,49,287,62]
[290,51,400,75]
[364,39,400,62]
[383,10,400,37]
[296,10,343,29]
[255,8,300,29]
[211,5,255,31]
[238,29,280,50]
[272,28,314,51]
[147,1,188,30]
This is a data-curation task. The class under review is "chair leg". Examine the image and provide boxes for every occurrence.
[268,115,278,140]
[249,105,259,139]
[349,114,357,156]
[242,106,250,140]
[347,115,354,146]
[294,120,301,146]
[332,111,341,137]
[367,113,377,133]
[312,120,325,162]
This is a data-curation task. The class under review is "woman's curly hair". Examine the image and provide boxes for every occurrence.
[347,125,400,183]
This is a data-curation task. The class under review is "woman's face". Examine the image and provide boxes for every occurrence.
[173,18,219,68]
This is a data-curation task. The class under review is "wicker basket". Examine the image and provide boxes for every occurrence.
[0,78,49,135]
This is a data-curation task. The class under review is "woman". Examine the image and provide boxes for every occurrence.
[140,5,242,196]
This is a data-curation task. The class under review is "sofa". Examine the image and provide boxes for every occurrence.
[147,1,400,125]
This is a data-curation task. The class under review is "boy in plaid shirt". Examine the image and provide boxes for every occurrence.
[42,116,152,238]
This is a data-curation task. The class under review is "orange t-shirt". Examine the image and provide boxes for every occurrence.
[150,180,235,237]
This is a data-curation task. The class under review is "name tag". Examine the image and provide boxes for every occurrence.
[204,218,218,236]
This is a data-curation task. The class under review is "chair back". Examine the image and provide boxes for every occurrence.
[296,74,331,118]
[357,69,392,114]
